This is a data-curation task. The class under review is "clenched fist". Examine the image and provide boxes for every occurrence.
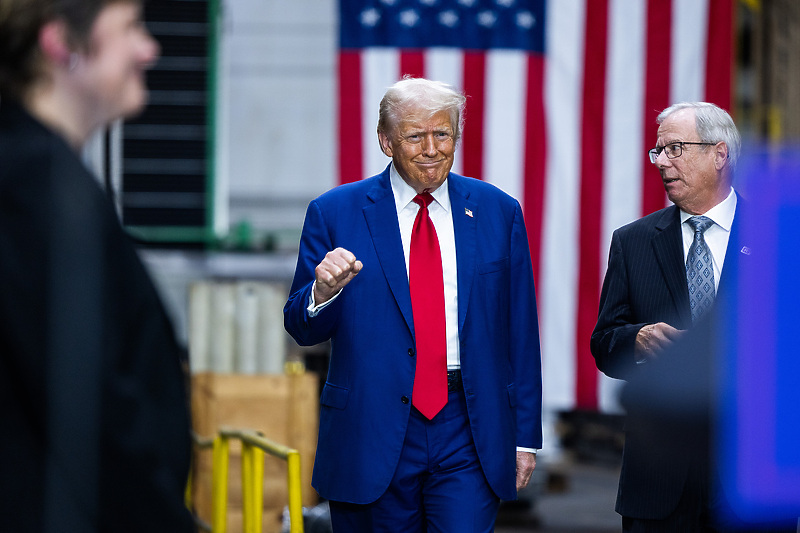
[314,247,363,305]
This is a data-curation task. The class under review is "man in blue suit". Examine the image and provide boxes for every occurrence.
[284,78,543,532]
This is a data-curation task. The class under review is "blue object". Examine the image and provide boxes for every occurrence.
[718,145,800,524]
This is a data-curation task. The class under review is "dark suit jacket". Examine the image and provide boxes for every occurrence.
[284,165,543,504]
[0,101,194,532]
[591,200,748,520]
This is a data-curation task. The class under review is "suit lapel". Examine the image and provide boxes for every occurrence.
[363,169,415,335]
[718,195,750,298]
[652,206,692,326]
[448,175,478,332]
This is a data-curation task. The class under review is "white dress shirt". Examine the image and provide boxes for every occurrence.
[680,187,738,290]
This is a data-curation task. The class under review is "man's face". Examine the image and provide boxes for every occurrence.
[653,108,727,215]
[378,109,456,194]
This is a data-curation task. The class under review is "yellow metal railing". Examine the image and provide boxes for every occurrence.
[191,428,304,533]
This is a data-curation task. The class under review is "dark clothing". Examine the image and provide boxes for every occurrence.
[591,205,694,382]
[591,203,739,522]
[0,100,194,532]
[622,310,798,533]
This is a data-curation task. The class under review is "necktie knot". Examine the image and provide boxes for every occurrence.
[687,215,714,235]
[413,192,434,210]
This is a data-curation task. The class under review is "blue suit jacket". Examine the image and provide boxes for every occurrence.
[284,165,543,504]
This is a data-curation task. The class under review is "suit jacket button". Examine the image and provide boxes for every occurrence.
[408,348,415,357]
[401,396,409,404]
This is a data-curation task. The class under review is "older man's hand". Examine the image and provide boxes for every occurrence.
[516,451,537,492]
[634,322,684,361]
[314,247,363,305]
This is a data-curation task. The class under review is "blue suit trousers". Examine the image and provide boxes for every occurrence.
[329,389,500,533]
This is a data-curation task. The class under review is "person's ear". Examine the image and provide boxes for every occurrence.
[378,130,394,158]
[714,141,729,171]
[38,20,73,68]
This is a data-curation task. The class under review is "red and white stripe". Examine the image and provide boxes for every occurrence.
[338,0,733,412]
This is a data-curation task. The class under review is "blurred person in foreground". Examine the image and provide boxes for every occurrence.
[591,102,746,531]
[284,77,542,532]
[621,300,800,533]
[0,1,195,531]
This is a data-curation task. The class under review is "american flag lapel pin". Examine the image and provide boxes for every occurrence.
[465,207,473,218]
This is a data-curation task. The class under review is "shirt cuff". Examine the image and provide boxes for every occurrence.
[516,447,539,454]
[307,281,341,317]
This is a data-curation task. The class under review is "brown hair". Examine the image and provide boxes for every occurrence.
[0,0,137,99]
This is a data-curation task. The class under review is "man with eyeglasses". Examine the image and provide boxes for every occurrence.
[591,102,743,531]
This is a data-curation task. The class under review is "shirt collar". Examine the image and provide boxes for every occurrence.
[389,163,451,214]
[680,187,737,232]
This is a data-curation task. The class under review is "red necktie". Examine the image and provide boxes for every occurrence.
[410,193,448,419]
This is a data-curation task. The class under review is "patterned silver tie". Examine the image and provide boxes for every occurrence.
[686,216,716,322]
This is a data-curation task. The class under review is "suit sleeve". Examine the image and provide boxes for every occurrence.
[284,199,342,346]
[590,230,649,380]
[509,202,543,449]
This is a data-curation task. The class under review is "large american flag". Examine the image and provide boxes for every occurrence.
[337,0,733,412]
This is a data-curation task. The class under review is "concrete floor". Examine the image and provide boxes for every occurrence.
[495,458,621,533]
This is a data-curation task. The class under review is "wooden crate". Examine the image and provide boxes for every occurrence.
[191,371,319,533]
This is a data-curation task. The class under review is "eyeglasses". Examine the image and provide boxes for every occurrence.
[648,141,717,164]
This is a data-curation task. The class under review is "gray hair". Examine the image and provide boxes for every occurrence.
[377,77,467,145]
[657,102,741,170]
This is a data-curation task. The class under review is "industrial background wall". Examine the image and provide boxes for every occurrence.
[746,0,800,140]
[123,0,211,239]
